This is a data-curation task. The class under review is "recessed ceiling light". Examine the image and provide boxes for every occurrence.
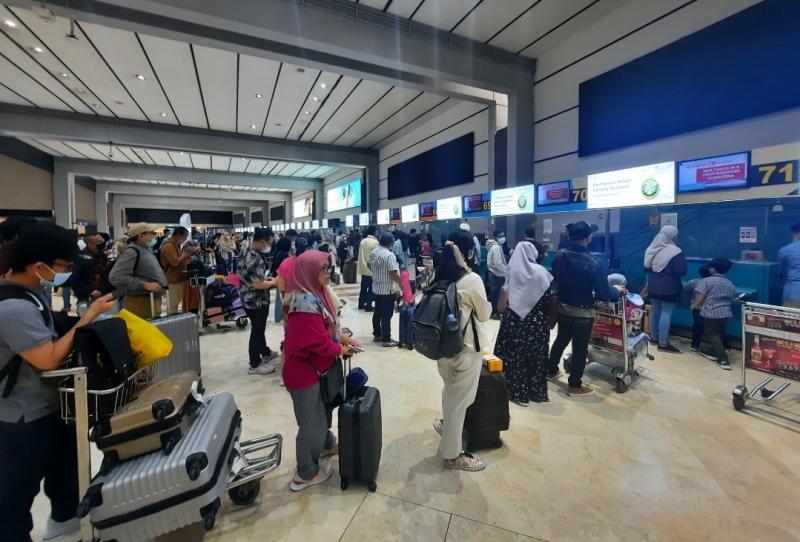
[160,112,167,117]
[75,88,85,93]
[33,46,43,53]
[255,93,263,99]
[3,19,16,28]
[60,72,69,78]
[250,123,256,129]
[179,151,185,155]
[312,96,318,102]
[276,123,282,127]
[296,67,305,73]
[91,103,101,109]
[304,110,310,115]
[136,74,146,80]
[320,83,326,89]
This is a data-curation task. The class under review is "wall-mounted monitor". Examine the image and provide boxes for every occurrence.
[377,209,390,225]
[345,215,354,227]
[463,193,491,217]
[536,180,571,207]
[588,161,675,209]
[491,185,535,216]
[269,206,284,222]
[388,133,474,199]
[327,179,362,211]
[293,198,313,219]
[322,219,329,228]
[312,219,320,229]
[303,221,311,230]
[359,212,369,226]
[677,152,749,192]
[389,208,401,224]
[436,196,463,220]
[419,201,437,222]
[401,204,419,223]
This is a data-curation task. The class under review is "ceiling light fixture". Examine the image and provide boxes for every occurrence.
[312,96,318,102]
[255,93,263,98]
[250,123,256,129]
[60,72,69,78]
[160,112,167,117]
[179,151,185,155]
[320,83,326,89]
[33,46,43,53]
[304,110,310,115]
[3,19,16,28]
[136,74,146,80]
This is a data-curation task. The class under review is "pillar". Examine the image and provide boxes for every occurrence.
[112,197,124,238]
[505,71,535,243]
[365,154,380,213]
[53,161,76,228]
[95,189,109,233]
[315,186,324,221]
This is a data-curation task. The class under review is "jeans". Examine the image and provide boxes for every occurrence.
[650,298,677,346]
[358,276,374,309]
[548,314,594,388]
[373,294,395,341]
[436,350,482,459]
[0,412,79,542]
[487,272,505,314]
[244,306,272,368]
[60,286,71,310]
[703,317,729,362]
[289,383,336,480]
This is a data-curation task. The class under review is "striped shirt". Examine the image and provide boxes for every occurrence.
[368,246,399,296]
[695,275,736,319]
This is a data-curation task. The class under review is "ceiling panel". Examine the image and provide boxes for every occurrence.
[286,71,341,141]
[129,147,156,165]
[78,21,176,124]
[385,0,423,19]
[300,75,360,142]
[354,0,386,9]
[487,0,593,54]
[230,157,248,172]
[311,79,391,144]
[114,146,143,163]
[266,161,287,175]
[411,0,480,32]
[355,92,448,148]
[211,155,231,171]
[0,81,29,106]
[293,164,321,177]
[245,159,268,174]
[262,64,320,139]
[259,160,279,174]
[11,8,146,119]
[277,162,304,176]
[0,53,74,110]
[237,54,280,136]
[146,149,174,166]
[311,166,334,177]
[190,153,211,169]
[194,45,237,132]
[168,151,192,168]
[104,145,133,162]
[138,34,207,128]
[334,86,420,146]
[64,141,111,161]
[37,139,89,158]
[453,0,534,43]
[0,27,94,113]
[23,138,64,155]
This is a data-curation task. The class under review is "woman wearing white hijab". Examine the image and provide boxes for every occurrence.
[494,240,554,405]
[644,225,687,353]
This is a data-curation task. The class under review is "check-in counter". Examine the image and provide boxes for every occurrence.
[673,258,779,339]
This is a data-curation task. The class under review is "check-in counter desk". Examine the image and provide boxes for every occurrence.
[673,258,779,339]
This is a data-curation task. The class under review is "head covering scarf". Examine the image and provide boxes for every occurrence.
[507,242,553,320]
[289,250,337,326]
[644,225,681,273]
[607,273,627,287]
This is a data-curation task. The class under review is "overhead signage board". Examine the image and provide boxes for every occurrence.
[345,215,354,227]
[419,201,437,222]
[490,184,535,216]
[678,152,749,192]
[377,209,390,225]
[463,193,491,217]
[587,161,676,209]
[401,204,419,223]
[359,212,370,226]
[436,196,463,220]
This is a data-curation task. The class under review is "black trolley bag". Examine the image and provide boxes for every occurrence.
[464,364,510,452]
[398,304,415,350]
[77,392,241,542]
[338,358,382,492]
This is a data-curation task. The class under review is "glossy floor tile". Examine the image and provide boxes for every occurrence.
[31,286,800,541]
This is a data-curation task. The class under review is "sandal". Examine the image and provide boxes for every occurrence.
[432,418,443,436]
[444,452,486,472]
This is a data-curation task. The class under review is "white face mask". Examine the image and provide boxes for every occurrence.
[497,237,506,245]
[77,239,86,250]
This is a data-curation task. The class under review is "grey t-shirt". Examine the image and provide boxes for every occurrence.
[0,279,59,423]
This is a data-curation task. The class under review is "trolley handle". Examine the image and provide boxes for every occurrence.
[42,366,88,379]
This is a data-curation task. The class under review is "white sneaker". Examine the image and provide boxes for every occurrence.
[261,351,279,363]
[248,363,276,375]
[43,516,80,540]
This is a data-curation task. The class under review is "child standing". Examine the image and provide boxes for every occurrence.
[691,258,736,370]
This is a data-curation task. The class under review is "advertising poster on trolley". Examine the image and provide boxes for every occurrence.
[590,301,625,354]
[743,305,800,381]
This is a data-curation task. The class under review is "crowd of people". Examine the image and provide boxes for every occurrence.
[6,213,800,540]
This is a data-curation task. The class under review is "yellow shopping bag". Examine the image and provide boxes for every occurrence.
[117,309,173,368]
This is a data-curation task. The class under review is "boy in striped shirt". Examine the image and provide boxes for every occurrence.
[691,258,735,370]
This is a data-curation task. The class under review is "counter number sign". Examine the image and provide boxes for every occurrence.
[749,160,798,187]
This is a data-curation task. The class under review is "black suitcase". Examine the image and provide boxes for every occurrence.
[338,386,381,492]
[343,260,357,284]
[464,366,510,452]
[398,305,415,350]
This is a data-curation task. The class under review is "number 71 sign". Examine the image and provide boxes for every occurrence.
[748,160,798,187]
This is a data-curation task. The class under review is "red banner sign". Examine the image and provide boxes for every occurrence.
[743,309,800,381]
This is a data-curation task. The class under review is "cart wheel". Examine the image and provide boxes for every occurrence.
[494,439,503,449]
[615,379,628,394]
[406,345,414,350]
[368,480,377,492]
[340,478,349,491]
[228,480,261,505]
[647,354,655,360]
[203,513,216,531]
[732,393,746,411]
[236,317,248,329]
[760,387,773,399]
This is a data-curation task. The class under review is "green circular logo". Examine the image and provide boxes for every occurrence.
[641,177,660,199]
[453,203,460,215]
[517,194,527,209]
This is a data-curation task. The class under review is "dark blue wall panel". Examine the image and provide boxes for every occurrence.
[579,0,800,156]
[388,133,474,199]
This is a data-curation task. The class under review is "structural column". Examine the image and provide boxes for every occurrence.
[315,186,325,222]
[111,197,124,238]
[53,161,76,229]
[95,190,109,233]
[364,155,380,214]
[505,72,535,242]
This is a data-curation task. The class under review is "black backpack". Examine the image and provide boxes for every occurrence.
[412,278,466,360]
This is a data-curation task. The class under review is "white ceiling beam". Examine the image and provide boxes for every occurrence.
[114,195,264,210]
[97,182,288,202]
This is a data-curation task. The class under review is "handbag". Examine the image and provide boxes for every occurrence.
[317,356,345,408]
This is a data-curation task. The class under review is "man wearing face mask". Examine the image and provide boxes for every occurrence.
[486,230,508,319]
[0,222,116,542]
[109,223,168,319]
[71,232,109,315]
[237,227,279,375]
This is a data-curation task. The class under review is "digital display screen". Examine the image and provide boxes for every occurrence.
[345,215,354,227]
[419,202,437,222]
[677,152,749,192]
[377,209,390,225]
[491,185,535,216]
[311,219,320,229]
[389,208,401,224]
[293,198,313,219]
[326,179,362,211]
[359,212,369,226]
[536,181,571,207]
[588,162,676,209]
[401,204,419,223]
[436,196,462,220]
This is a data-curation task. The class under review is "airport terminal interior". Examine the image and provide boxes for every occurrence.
[1,0,800,541]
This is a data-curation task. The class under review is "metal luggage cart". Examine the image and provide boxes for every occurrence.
[564,296,654,393]
[416,255,435,291]
[732,302,800,413]
[188,271,249,333]
[43,358,283,540]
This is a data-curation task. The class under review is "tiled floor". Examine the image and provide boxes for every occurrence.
[32,285,800,541]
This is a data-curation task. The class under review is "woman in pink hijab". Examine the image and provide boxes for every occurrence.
[282,251,360,492]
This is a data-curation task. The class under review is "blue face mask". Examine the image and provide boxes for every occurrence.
[37,263,72,288]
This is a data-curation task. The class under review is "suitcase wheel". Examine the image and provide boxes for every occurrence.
[152,399,175,421]
[494,440,503,449]
[200,497,221,532]
[235,317,248,329]
[368,481,377,493]
[340,478,349,491]
[228,480,261,506]
[186,452,209,481]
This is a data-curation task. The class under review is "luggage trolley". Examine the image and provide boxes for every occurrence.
[43,358,282,540]
[732,302,800,413]
[564,295,654,393]
[187,270,249,332]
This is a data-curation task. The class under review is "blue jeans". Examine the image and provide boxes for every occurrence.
[60,287,71,310]
[650,298,676,347]
[487,272,505,314]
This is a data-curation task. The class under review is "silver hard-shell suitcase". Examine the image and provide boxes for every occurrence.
[78,392,240,542]
[150,313,202,379]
